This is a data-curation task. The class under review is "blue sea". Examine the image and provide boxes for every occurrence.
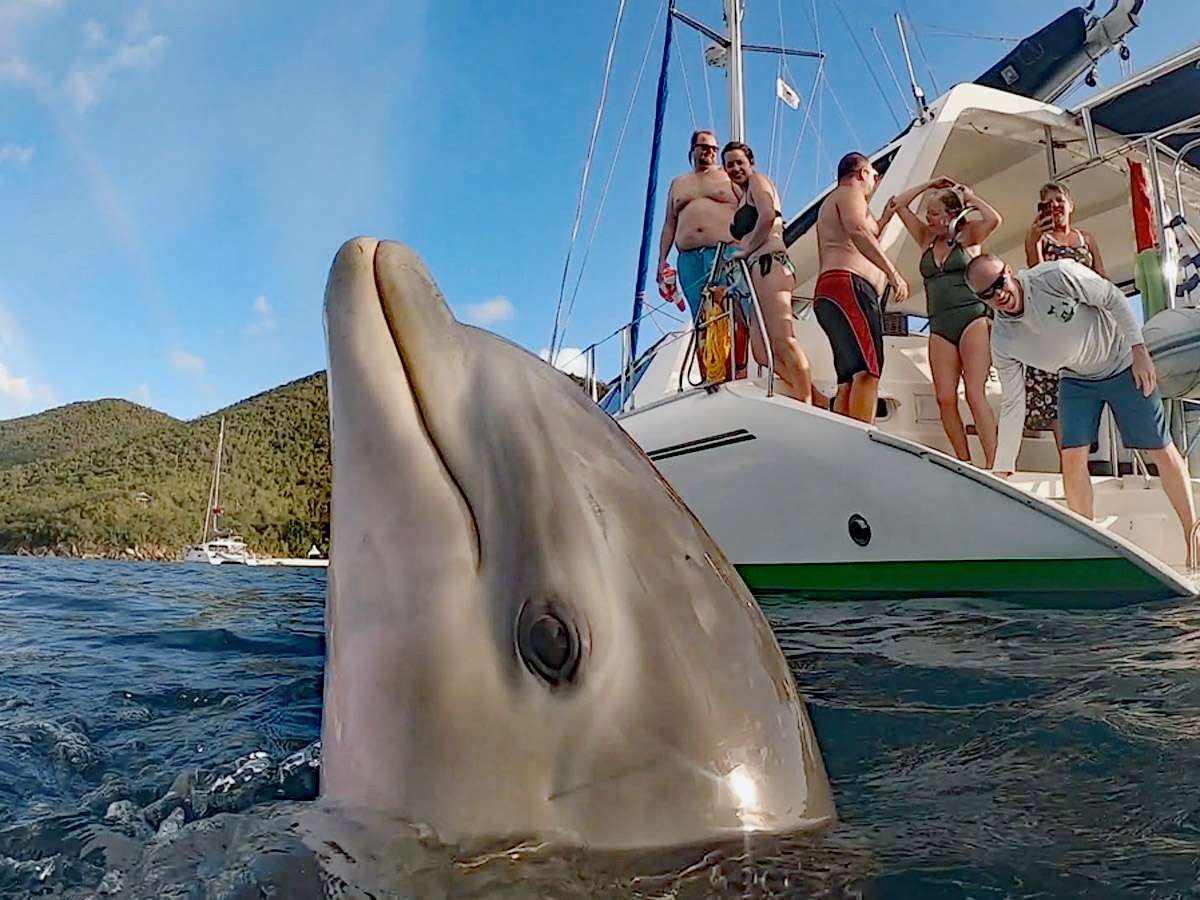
[3,555,1200,898]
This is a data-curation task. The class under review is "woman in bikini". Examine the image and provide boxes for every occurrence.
[884,177,1002,465]
[1023,181,1107,444]
[721,142,816,404]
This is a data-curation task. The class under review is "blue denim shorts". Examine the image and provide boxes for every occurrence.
[1059,366,1170,450]
[676,245,737,321]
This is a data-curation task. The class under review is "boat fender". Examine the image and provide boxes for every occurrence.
[1143,307,1200,398]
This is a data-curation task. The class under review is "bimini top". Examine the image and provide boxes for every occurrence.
[1076,41,1200,168]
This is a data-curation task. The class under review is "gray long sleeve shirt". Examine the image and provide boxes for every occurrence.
[993,259,1144,472]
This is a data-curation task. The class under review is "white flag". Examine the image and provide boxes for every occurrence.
[776,77,801,110]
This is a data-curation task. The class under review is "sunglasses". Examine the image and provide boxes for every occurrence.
[976,269,1008,301]
[692,143,718,153]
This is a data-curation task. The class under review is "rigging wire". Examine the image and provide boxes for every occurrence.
[915,23,1019,45]
[675,29,699,127]
[899,3,941,96]
[548,0,628,359]
[831,0,902,130]
[871,26,914,118]
[555,0,668,353]
[765,0,786,178]
[819,67,864,158]
[699,29,716,129]
[780,56,824,207]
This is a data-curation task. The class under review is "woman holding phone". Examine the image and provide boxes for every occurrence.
[1023,182,1108,443]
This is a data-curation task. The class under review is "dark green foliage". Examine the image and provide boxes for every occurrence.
[0,373,331,558]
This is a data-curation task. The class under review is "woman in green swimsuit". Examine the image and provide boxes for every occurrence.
[884,177,1003,466]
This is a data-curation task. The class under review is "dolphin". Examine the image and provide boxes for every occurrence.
[320,237,835,850]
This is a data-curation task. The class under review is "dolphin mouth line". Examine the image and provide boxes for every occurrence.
[371,242,482,570]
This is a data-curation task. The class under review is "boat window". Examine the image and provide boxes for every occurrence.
[599,349,657,415]
[783,147,901,247]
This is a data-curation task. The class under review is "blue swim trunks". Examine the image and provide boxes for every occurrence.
[1059,365,1170,451]
[676,245,737,321]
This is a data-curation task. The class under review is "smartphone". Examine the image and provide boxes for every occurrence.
[1036,199,1053,230]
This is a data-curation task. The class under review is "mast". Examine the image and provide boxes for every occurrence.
[629,2,676,361]
[212,418,225,535]
[627,2,819,360]
[726,0,746,142]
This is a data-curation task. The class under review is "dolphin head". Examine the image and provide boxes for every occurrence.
[321,238,834,849]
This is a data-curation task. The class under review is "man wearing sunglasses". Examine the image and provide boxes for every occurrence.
[657,130,739,321]
[965,254,1194,559]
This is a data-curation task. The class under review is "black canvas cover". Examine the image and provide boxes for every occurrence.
[975,8,1089,102]
[1088,56,1200,168]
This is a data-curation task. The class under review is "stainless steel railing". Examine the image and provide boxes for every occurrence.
[563,244,781,415]
[677,243,776,398]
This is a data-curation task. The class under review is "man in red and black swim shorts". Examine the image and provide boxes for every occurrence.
[814,152,909,422]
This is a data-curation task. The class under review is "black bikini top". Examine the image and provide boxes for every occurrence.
[730,196,782,241]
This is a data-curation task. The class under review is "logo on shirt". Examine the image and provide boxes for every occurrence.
[1046,299,1077,323]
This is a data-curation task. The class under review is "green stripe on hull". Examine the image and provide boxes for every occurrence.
[736,558,1186,607]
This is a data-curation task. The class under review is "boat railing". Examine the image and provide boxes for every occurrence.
[554,303,688,411]
[562,244,778,415]
[677,246,776,401]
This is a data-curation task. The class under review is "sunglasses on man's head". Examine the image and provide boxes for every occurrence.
[977,270,1007,300]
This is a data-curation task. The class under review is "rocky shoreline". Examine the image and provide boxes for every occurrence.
[7,544,186,562]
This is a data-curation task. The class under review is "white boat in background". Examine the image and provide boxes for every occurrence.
[568,3,1200,605]
[183,417,256,566]
[184,534,253,566]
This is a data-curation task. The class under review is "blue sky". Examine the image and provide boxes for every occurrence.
[0,0,1194,420]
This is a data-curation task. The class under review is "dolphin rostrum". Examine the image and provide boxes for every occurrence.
[321,237,835,849]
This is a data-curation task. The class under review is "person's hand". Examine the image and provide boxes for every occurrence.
[655,262,668,285]
[889,270,910,304]
[878,197,898,229]
[1131,344,1157,396]
[928,176,956,191]
[730,246,748,261]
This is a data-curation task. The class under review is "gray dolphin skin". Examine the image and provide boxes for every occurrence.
[320,237,835,850]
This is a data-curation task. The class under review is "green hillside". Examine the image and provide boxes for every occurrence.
[0,373,330,559]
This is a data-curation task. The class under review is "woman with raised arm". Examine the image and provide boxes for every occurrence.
[884,178,1003,466]
[721,141,816,405]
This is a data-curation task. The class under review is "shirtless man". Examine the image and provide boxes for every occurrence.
[814,152,909,422]
[657,130,739,321]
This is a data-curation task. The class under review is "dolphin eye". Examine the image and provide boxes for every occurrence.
[517,596,584,688]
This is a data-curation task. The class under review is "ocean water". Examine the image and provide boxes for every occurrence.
[2,556,1200,898]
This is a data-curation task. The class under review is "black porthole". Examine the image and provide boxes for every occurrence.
[516,596,585,688]
[848,514,872,547]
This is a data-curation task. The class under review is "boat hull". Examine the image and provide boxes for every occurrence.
[618,382,1194,606]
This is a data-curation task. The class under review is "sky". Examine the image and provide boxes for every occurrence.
[0,0,1195,420]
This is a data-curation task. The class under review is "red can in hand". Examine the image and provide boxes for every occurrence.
[658,264,685,310]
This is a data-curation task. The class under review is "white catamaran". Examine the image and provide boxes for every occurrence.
[183,417,255,565]
[570,0,1200,605]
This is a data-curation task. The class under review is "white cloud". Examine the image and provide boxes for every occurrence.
[0,0,64,27]
[124,8,153,38]
[0,361,33,404]
[0,57,38,85]
[462,295,514,326]
[247,294,276,335]
[0,143,33,165]
[82,19,106,49]
[539,346,588,378]
[130,383,151,405]
[168,347,205,376]
[65,33,169,112]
